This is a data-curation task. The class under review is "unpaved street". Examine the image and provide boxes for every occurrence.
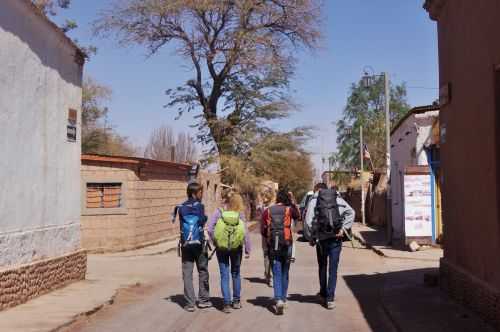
[63,232,409,332]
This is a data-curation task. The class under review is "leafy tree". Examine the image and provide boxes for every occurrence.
[94,0,322,155]
[144,126,197,163]
[222,129,314,202]
[82,77,136,156]
[335,76,410,170]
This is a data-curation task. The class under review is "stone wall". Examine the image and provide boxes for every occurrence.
[0,250,86,311]
[81,157,190,252]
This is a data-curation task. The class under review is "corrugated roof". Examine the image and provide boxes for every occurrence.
[391,104,440,136]
[22,0,85,62]
[82,154,192,171]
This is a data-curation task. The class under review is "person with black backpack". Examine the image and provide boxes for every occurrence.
[261,186,300,315]
[172,182,212,312]
[305,182,354,310]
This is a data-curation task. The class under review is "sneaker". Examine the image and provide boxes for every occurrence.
[232,301,242,309]
[184,305,196,312]
[275,300,285,315]
[326,301,336,310]
[283,301,289,309]
[197,301,213,309]
[223,304,231,314]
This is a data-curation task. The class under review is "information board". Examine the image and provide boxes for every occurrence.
[404,174,432,237]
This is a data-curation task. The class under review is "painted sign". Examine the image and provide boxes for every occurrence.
[404,174,432,237]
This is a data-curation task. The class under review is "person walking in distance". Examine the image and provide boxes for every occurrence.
[172,182,212,312]
[305,183,354,310]
[262,186,300,315]
[208,191,251,314]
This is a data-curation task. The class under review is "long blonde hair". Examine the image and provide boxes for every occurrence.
[225,192,245,212]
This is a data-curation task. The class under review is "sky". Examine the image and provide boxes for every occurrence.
[55,0,438,177]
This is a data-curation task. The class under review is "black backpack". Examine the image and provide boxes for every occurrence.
[267,205,293,257]
[313,189,343,241]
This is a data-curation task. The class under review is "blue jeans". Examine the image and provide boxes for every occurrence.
[316,238,342,302]
[216,249,242,305]
[272,246,292,301]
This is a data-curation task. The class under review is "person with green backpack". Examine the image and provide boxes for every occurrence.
[208,191,251,313]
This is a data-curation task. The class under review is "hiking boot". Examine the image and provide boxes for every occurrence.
[223,304,231,314]
[184,304,196,312]
[326,301,336,310]
[232,301,242,309]
[197,301,213,309]
[275,300,285,315]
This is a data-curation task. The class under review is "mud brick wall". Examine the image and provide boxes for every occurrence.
[0,250,86,311]
[440,258,500,329]
[81,157,222,252]
[81,159,189,252]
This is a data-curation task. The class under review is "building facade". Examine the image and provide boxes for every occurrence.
[390,105,441,245]
[425,0,500,327]
[81,155,221,252]
[0,0,86,310]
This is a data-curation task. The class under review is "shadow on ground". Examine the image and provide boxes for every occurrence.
[343,268,496,332]
[165,295,225,311]
[246,296,275,314]
[244,277,268,285]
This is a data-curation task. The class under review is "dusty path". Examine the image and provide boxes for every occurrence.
[63,233,399,332]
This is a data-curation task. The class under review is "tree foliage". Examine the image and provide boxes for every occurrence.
[222,129,314,202]
[95,0,322,155]
[82,77,136,156]
[334,76,410,171]
[144,126,197,163]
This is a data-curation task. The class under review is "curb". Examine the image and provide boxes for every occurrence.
[351,232,387,257]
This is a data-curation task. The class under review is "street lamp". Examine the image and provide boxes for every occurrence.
[362,66,392,242]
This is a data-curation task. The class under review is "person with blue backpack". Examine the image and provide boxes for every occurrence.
[173,182,212,312]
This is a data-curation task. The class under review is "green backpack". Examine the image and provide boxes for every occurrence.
[214,210,245,251]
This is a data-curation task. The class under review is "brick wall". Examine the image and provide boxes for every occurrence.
[81,158,189,252]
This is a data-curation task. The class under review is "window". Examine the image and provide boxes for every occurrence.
[86,183,122,209]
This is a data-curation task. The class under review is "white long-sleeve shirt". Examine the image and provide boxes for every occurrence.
[304,192,355,240]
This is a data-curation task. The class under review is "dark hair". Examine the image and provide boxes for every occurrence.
[187,182,203,198]
[276,186,292,206]
[314,182,328,191]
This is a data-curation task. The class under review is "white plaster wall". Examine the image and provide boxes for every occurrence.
[390,111,438,241]
[0,0,83,267]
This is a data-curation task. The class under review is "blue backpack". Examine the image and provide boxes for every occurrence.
[181,214,202,246]
[174,201,204,247]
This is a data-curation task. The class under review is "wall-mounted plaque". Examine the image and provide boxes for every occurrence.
[67,109,77,142]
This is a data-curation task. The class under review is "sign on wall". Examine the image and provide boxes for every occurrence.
[404,173,432,237]
[67,109,77,142]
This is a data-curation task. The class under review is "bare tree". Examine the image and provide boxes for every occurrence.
[95,0,322,155]
[144,126,197,163]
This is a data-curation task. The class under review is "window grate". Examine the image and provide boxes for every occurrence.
[86,183,122,209]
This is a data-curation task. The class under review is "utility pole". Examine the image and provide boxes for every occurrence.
[360,125,366,225]
[383,72,392,243]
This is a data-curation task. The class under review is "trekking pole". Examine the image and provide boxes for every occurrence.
[342,226,356,249]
